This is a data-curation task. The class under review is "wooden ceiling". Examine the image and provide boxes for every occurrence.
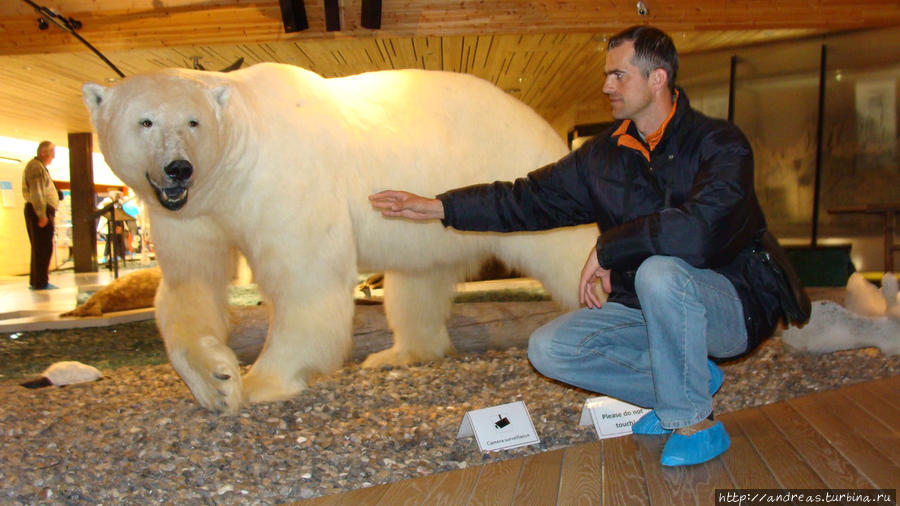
[1,0,898,146]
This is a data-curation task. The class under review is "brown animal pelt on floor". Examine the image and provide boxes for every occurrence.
[61,268,162,317]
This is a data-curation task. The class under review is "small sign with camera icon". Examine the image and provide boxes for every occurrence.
[457,400,540,452]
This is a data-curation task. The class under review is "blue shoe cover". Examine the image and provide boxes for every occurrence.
[30,283,58,290]
[632,360,724,436]
[632,410,670,435]
[708,360,724,395]
[660,421,730,466]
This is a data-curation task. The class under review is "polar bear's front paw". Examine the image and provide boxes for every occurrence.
[170,336,243,414]
[361,346,445,368]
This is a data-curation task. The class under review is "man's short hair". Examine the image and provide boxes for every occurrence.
[37,140,54,157]
[608,26,679,94]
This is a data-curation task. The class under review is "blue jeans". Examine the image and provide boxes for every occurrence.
[528,256,748,429]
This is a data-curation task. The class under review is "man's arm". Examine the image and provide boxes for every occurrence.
[439,151,600,233]
[22,161,50,225]
[369,190,444,220]
[372,137,602,232]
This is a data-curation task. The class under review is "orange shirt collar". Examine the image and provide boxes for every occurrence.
[644,89,679,152]
[610,90,679,161]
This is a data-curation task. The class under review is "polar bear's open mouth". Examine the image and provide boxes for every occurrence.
[146,173,190,211]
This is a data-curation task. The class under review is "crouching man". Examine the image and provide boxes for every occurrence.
[370,25,807,466]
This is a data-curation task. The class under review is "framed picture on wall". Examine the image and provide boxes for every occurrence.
[854,78,897,170]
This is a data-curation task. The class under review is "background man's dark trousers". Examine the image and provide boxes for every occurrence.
[24,202,55,289]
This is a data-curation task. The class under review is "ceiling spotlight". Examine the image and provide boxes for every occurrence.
[636,1,648,16]
[36,17,49,30]
[361,0,382,29]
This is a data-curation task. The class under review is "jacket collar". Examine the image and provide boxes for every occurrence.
[610,88,689,161]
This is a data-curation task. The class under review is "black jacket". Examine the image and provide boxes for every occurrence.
[438,89,787,357]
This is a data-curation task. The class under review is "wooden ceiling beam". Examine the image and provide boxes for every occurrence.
[2,0,898,56]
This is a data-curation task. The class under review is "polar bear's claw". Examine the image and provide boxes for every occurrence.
[169,336,243,415]
[204,373,242,415]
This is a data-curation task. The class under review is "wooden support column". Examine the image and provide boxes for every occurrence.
[68,132,97,273]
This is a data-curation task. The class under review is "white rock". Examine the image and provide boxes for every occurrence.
[42,361,102,386]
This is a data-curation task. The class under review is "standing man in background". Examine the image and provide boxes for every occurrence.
[22,140,60,290]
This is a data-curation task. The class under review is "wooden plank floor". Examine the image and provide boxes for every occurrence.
[300,375,899,505]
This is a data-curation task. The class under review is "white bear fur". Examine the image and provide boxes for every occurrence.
[83,64,597,413]
[844,272,899,318]
[783,273,899,356]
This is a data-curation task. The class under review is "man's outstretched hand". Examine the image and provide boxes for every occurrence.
[369,190,445,220]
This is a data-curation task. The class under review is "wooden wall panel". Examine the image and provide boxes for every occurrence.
[3,0,894,145]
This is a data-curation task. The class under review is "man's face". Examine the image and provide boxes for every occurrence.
[41,145,55,164]
[602,41,654,121]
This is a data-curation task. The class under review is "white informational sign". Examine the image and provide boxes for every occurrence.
[457,400,540,452]
[1,181,14,208]
[579,396,649,439]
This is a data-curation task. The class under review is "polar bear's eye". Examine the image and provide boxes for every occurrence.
[188,120,199,128]
[140,119,153,128]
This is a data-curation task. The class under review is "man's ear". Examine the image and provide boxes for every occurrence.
[651,68,669,93]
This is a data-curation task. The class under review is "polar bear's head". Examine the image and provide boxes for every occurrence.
[83,71,232,212]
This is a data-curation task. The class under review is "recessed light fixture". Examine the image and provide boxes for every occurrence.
[636,1,648,16]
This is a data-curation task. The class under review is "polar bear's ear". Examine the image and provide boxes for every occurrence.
[82,83,107,114]
[211,85,230,108]
[209,85,231,121]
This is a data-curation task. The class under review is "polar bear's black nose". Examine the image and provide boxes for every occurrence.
[164,160,193,182]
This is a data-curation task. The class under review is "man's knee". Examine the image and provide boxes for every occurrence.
[635,255,688,298]
[527,327,552,374]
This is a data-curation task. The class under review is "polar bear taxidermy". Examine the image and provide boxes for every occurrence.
[83,63,597,414]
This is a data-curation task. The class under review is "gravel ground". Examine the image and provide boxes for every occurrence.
[1,299,898,504]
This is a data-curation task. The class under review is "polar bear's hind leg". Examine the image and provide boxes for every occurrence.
[361,267,460,367]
